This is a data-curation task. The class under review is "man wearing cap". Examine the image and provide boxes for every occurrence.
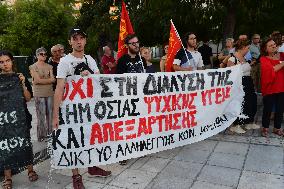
[52,28,111,189]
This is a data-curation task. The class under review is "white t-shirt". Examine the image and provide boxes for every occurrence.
[173,49,203,70]
[278,44,284,53]
[57,53,100,78]
[228,56,251,76]
[190,51,204,69]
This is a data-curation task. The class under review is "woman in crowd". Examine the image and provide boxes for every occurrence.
[159,43,169,72]
[227,39,260,134]
[0,50,38,189]
[140,47,155,73]
[219,38,234,67]
[260,38,284,137]
[29,47,55,142]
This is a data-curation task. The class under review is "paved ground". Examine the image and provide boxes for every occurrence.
[1,98,284,189]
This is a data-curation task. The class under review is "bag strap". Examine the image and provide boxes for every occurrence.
[230,53,238,65]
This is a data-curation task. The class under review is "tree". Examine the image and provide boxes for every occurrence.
[0,3,12,48]
[0,0,75,55]
[77,0,284,55]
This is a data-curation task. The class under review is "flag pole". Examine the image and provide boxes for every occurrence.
[170,19,191,64]
[138,52,146,73]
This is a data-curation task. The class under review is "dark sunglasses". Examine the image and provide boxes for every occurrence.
[39,53,47,56]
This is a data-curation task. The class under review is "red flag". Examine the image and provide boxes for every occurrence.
[165,21,182,72]
[117,1,134,60]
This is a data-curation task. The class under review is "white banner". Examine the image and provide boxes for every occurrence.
[51,65,244,169]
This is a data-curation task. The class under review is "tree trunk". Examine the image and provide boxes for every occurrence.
[222,0,237,47]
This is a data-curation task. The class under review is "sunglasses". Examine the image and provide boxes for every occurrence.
[128,41,140,46]
[39,53,47,56]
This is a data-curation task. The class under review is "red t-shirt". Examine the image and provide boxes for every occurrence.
[260,56,284,96]
[101,54,116,74]
[280,52,284,61]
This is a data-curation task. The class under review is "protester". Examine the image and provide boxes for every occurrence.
[101,45,116,74]
[227,39,260,134]
[140,47,155,73]
[159,43,169,72]
[260,38,284,137]
[0,50,38,189]
[198,38,213,69]
[29,47,55,142]
[269,32,283,119]
[219,38,234,65]
[279,34,284,60]
[173,32,204,71]
[52,28,111,189]
[57,44,66,57]
[116,34,147,74]
[116,34,147,165]
[48,45,61,90]
[249,34,261,91]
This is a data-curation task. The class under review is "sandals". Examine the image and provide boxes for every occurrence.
[28,171,39,182]
[2,171,37,189]
[261,128,269,137]
[2,178,12,189]
[273,128,284,136]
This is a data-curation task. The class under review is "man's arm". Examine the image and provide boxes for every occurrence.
[52,78,65,129]
[173,64,193,71]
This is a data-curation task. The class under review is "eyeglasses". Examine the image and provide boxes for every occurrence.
[128,41,140,46]
[39,53,47,56]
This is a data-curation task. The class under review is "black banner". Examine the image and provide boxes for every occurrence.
[0,74,32,171]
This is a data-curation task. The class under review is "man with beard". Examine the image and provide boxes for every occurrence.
[52,28,111,189]
[116,34,147,165]
[173,32,204,71]
[116,34,147,73]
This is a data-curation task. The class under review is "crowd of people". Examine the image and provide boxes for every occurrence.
[0,28,284,189]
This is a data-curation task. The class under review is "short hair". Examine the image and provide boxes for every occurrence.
[124,34,138,45]
[35,47,47,56]
[103,45,110,53]
[234,39,250,51]
[182,32,196,47]
[140,47,150,54]
[51,45,60,53]
[226,38,234,43]
[57,44,64,50]
[252,34,260,39]
[260,38,274,56]
[238,34,248,40]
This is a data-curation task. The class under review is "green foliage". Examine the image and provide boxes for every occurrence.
[0,0,75,55]
[77,0,120,56]
[1,0,284,56]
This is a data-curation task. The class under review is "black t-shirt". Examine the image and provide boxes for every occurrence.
[116,54,147,74]
[48,58,59,90]
[198,44,213,65]
[146,64,156,73]
[174,48,194,68]
[48,58,59,78]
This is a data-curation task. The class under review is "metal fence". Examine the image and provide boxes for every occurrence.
[14,56,34,78]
